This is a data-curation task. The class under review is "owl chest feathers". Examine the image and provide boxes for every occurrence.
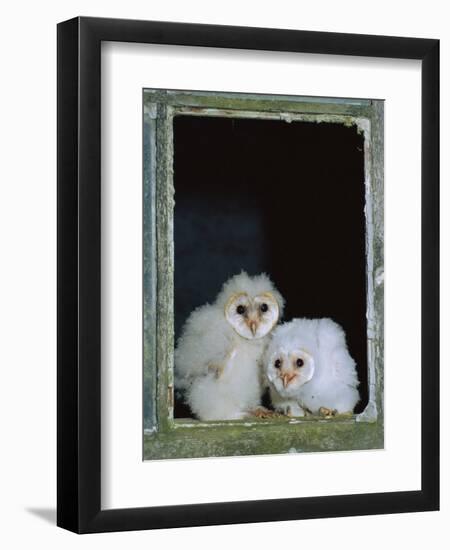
[218,335,265,405]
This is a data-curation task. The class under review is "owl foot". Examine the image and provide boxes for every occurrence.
[250,407,279,419]
[319,407,337,418]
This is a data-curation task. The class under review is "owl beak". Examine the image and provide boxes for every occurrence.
[249,320,257,336]
[281,372,296,388]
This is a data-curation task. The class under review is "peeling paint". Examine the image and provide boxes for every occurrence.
[176,106,367,132]
[144,102,158,120]
[362,115,378,426]
[375,266,384,287]
[356,401,378,423]
[355,116,371,136]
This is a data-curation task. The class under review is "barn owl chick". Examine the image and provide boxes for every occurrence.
[264,318,360,417]
[175,271,284,421]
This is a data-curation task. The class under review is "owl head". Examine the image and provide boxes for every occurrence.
[264,322,316,396]
[216,271,284,340]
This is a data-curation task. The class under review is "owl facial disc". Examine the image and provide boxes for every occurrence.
[224,292,280,340]
[267,348,315,396]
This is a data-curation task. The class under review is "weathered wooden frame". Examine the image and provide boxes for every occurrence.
[57,16,439,533]
[143,89,384,460]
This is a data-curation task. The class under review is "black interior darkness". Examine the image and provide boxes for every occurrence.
[173,114,368,417]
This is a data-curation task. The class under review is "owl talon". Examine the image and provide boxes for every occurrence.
[319,407,337,418]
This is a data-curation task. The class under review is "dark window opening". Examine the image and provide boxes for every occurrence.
[173,114,368,418]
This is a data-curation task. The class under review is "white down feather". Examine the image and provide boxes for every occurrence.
[265,318,360,415]
[175,272,284,421]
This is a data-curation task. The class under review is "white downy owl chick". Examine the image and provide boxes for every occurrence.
[175,271,284,421]
[264,318,360,417]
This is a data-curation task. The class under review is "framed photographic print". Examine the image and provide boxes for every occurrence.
[57,17,439,533]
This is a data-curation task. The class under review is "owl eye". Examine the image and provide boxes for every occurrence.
[260,303,268,313]
[274,359,282,369]
[296,358,304,367]
[236,305,246,315]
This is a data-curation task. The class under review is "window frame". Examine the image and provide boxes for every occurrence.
[143,89,384,460]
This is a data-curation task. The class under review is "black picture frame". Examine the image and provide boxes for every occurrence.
[57,16,439,533]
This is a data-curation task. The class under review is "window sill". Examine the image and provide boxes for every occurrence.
[144,414,383,460]
[173,414,357,429]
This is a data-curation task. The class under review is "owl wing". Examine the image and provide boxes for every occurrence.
[299,319,360,413]
[317,318,359,388]
[174,304,234,391]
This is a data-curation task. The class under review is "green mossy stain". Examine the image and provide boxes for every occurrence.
[144,418,383,460]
